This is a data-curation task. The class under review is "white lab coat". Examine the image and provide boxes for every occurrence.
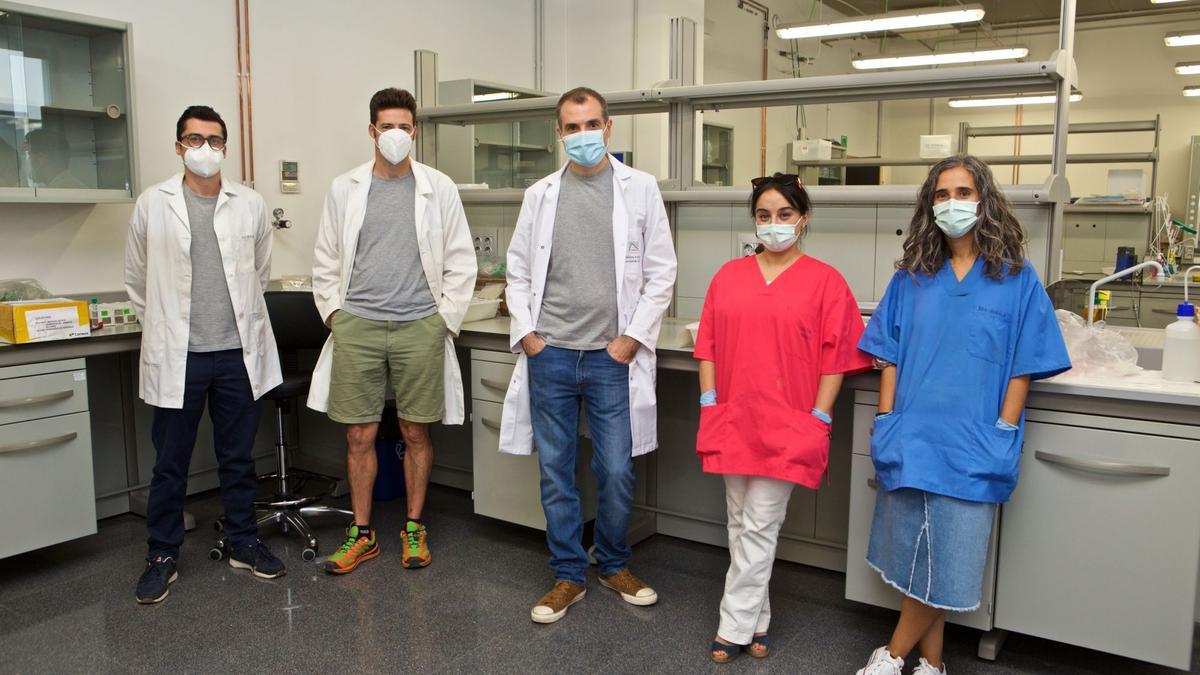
[124,174,282,409]
[306,160,477,424]
[499,156,678,456]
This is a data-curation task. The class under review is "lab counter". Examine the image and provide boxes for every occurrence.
[3,303,1199,669]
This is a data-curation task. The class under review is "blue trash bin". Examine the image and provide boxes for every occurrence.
[373,437,406,501]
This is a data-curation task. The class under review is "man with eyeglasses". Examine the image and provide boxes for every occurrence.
[308,87,476,574]
[501,87,677,623]
[125,105,285,604]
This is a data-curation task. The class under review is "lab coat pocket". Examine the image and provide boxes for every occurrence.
[967,310,1011,366]
[869,411,902,470]
[974,421,1021,484]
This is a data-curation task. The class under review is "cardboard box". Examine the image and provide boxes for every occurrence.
[0,298,90,344]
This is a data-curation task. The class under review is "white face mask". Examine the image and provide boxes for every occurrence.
[375,127,413,165]
[183,143,223,178]
[755,221,804,253]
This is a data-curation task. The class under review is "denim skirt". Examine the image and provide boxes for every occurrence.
[866,487,996,612]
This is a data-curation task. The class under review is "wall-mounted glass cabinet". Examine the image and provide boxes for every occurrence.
[0,2,135,202]
[436,79,557,190]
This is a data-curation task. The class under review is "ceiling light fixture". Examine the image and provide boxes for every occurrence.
[1176,61,1200,75]
[777,4,984,40]
[471,92,519,103]
[852,47,1028,70]
[947,93,1082,108]
[1184,86,1200,97]
[1165,31,1200,46]
[1151,0,1191,4]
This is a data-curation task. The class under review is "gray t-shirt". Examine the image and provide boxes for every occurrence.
[343,173,438,322]
[184,185,242,352]
[536,164,619,350]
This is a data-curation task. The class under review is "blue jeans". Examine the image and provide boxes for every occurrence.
[146,350,262,559]
[527,345,634,586]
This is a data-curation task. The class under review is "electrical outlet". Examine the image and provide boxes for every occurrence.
[473,229,500,256]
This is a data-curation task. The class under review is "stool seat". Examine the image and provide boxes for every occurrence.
[266,373,312,401]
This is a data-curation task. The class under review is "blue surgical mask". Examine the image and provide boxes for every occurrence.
[562,129,607,167]
[933,199,979,239]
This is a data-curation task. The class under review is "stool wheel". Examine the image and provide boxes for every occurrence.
[209,541,227,561]
[213,519,224,532]
[301,547,317,562]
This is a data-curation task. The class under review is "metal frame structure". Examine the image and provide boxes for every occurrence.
[414,0,1079,281]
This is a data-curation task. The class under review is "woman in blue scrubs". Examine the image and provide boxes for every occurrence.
[854,155,1071,675]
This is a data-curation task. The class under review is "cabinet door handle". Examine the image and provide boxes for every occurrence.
[1034,450,1170,478]
[481,417,502,432]
[480,378,509,392]
[0,431,78,455]
[867,478,878,490]
[0,389,74,410]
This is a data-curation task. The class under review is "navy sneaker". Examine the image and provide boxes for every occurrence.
[229,539,286,579]
[136,556,177,604]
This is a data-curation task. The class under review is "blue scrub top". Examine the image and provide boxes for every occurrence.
[859,258,1071,503]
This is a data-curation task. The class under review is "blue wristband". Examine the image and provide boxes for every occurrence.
[995,418,1019,431]
[700,390,717,407]
[811,408,832,424]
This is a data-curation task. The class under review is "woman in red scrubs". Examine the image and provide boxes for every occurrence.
[695,174,871,662]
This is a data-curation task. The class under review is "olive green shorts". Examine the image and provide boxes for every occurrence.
[327,311,446,424]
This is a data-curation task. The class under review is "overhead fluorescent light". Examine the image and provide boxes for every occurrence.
[1152,0,1191,4]
[852,47,1028,70]
[472,92,519,103]
[1185,86,1200,97]
[1165,31,1200,46]
[947,93,1082,108]
[1176,61,1200,75]
[776,4,984,40]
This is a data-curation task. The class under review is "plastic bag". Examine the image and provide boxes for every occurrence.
[476,254,506,279]
[0,278,53,303]
[1054,309,1141,378]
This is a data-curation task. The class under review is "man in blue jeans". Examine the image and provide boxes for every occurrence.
[501,87,677,623]
[125,106,285,604]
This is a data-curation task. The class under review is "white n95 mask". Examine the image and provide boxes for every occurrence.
[755,223,800,252]
[183,143,223,178]
[376,128,413,165]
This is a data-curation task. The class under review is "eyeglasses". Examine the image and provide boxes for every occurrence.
[179,134,226,150]
[751,173,801,188]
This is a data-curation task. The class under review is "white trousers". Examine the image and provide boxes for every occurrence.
[717,474,795,644]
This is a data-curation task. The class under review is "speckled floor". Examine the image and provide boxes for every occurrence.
[0,485,1194,674]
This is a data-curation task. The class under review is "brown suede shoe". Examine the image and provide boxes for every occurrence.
[599,569,658,606]
[531,581,586,624]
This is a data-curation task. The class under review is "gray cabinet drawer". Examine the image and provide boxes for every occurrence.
[994,421,1200,670]
[471,399,546,530]
[0,368,88,426]
[0,412,96,558]
[471,360,515,404]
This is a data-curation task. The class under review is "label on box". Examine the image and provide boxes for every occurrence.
[26,307,87,340]
[73,371,87,381]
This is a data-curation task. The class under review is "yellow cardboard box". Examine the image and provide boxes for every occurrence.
[0,299,91,344]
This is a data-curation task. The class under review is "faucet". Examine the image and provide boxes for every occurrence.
[1086,260,1165,327]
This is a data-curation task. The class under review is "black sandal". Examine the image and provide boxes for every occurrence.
[747,634,769,658]
[710,640,740,663]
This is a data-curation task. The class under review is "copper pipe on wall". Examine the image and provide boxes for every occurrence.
[234,0,247,181]
[243,0,255,184]
[739,0,771,177]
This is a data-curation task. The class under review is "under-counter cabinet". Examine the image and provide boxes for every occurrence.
[994,412,1200,671]
[0,359,95,559]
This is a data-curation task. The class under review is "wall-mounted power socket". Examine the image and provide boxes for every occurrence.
[473,229,500,256]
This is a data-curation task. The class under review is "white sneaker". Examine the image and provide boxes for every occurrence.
[913,657,947,674]
[856,646,904,675]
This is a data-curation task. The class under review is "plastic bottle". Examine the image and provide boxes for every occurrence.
[89,298,101,330]
[1162,302,1200,383]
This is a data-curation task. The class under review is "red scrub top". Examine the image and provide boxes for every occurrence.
[694,255,871,488]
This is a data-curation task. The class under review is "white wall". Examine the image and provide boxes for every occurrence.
[0,0,711,295]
